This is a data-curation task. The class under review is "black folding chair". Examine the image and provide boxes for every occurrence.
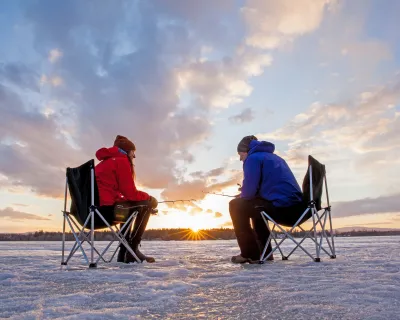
[258,156,336,262]
[61,160,145,267]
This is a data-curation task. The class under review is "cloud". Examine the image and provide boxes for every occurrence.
[189,206,203,216]
[48,49,63,63]
[12,203,29,207]
[333,193,400,218]
[206,209,213,214]
[257,75,400,192]
[160,169,241,208]
[0,62,39,91]
[178,51,272,109]
[0,0,332,203]
[50,76,63,87]
[190,167,225,179]
[229,107,254,124]
[0,1,218,196]
[0,207,50,221]
[242,0,334,49]
[214,212,223,218]
[0,83,83,196]
[318,4,393,83]
[219,221,233,228]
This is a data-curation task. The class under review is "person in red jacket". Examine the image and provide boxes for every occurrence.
[95,135,158,263]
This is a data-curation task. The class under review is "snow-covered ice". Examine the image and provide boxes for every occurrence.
[0,237,399,319]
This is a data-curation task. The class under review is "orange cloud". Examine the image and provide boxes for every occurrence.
[214,212,223,218]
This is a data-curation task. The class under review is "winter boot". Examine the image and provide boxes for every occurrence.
[125,241,155,263]
[117,246,126,263]
[231,254,259,264]
[134,245,155,263]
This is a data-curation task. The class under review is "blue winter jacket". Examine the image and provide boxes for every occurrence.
[240,140,303,207]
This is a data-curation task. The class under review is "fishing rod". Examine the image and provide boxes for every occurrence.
[202,191,236,198]
[158,199,197,204]
[202,183,242,198]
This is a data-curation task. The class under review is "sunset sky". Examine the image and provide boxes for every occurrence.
[0,0,399,233]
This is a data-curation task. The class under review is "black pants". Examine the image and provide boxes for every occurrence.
[99,198,156,247]
[229,198,309,260]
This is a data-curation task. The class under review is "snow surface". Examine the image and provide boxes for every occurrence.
[0,237,399,319]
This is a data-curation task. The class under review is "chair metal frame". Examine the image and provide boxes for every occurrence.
[61,163,145,268]
[259,163,336,263]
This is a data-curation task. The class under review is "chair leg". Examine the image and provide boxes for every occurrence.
[65,215,90,265]
[260,212,278,262]
[261,208,334,262]
[262,211,316,261]
[64,214,91,264]
[314,209,336,259]
[95,209,141,263]
[89,210,97,268]
[270,225,286,260]
[317,211,328,258]
[105,216,136,263]
[62,209,143,267]
[328,209,336,259]
[64,216,107,264]
[286,228,310,259]
[61,180,68,266]
[61,212,67,265]
[311,208,321,262]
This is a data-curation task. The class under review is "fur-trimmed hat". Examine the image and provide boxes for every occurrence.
[113,135,136,153]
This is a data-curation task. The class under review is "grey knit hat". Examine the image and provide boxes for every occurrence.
[237,135,258,152]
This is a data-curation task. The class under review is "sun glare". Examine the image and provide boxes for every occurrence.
[167,228,216,241]
[191,227,200,233]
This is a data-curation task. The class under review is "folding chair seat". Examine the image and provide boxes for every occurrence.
[61,159,146,268]
[258,155,336,263]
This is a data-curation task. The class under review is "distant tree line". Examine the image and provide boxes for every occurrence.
[335,230,400,237]
[0,228,237,241]
[0,228,399,241]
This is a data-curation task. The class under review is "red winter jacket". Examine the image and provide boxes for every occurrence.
[95,146,150,206]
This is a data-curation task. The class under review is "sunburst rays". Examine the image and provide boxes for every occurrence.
[165,228,217,240]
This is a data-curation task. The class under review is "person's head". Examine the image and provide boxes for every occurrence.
[237,135,258,162]
[114,135,135,153]
[114,135,136,167]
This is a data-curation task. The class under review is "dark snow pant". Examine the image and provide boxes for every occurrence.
[229,198,309,260]
[99,198,157,260]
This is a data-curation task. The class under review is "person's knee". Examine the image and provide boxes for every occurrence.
[229,198,244,217]
[229,198,237,214]
[149,196,158,209]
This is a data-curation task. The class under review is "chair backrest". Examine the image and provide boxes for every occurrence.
[66,159,100,226]
[302,155,326,210]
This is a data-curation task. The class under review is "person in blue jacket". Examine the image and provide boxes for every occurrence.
[229,135,307,263]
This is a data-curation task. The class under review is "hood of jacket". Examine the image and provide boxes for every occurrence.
[248,140,275,155]
[96,146,126,161]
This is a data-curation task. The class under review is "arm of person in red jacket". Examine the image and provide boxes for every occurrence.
[115,158,150,201]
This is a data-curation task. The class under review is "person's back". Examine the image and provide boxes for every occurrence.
[241,140,303,207]
[95,146,149,206]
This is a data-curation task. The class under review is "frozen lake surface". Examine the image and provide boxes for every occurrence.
[0,237,399,319]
